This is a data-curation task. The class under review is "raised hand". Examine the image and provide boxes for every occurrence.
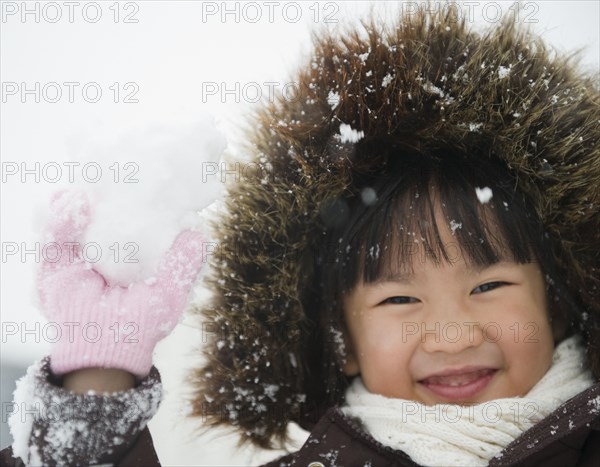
[37,190,206,378]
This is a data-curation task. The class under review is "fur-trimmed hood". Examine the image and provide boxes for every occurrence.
[190,10,600,448]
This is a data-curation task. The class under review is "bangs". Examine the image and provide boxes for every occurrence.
[325,152,544,293]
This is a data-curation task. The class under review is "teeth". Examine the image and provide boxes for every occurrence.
[424,369,492,387]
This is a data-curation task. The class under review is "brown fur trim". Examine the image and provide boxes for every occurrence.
[188,10,600,448]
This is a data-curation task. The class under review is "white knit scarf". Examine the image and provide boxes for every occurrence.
[342,335,594,467]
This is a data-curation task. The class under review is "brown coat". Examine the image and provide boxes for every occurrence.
[3,377,598,466]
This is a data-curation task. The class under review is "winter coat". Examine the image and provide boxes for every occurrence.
[2,359,600,466]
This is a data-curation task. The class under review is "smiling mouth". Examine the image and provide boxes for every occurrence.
[419,368,497,400]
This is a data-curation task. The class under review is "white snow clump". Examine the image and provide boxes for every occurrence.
[327,91,341,110]
[338,123,364,144]
[475,187,493,204]
[66,116,227,285]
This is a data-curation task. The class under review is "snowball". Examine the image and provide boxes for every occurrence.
[475,187,493,204]
[67,117,227,286]
[337,123,364,143]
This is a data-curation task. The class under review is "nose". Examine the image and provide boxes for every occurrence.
[419,312,486,354]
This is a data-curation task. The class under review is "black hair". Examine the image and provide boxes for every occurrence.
[325,149,545,291]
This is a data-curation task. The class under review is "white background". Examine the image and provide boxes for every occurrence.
[1,1,599,465]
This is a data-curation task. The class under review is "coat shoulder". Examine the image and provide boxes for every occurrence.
[263,384,600,467]
[491,383,600,466]
[260,408,418,467]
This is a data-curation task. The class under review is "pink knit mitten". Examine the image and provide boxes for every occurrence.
[37,191,206,378]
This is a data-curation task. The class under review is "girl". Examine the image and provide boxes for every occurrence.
[3,8,599,466]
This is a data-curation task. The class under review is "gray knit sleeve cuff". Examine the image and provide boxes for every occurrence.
[8,356,162,466]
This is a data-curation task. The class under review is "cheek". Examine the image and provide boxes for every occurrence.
[492,298,555,393]
[502,330,554,395]
[354,316,413,355]
[500,320,554,362]
[485,284,552,341]
[358,332,418,398]
[352,319,418,374]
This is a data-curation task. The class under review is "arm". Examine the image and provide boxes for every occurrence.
[63,368,135,394]
[4,190,206,466]
[5,357,162,466]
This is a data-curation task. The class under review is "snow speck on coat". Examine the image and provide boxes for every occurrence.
[498,65,512,79]
[381,73,394,88]
[337,123,365,144]
[327,91,341,110]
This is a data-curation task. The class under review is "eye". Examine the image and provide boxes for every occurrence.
[379,296,419,305]
[471,281,509,294]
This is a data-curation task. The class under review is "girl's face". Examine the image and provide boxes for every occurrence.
[342,225,555,405]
